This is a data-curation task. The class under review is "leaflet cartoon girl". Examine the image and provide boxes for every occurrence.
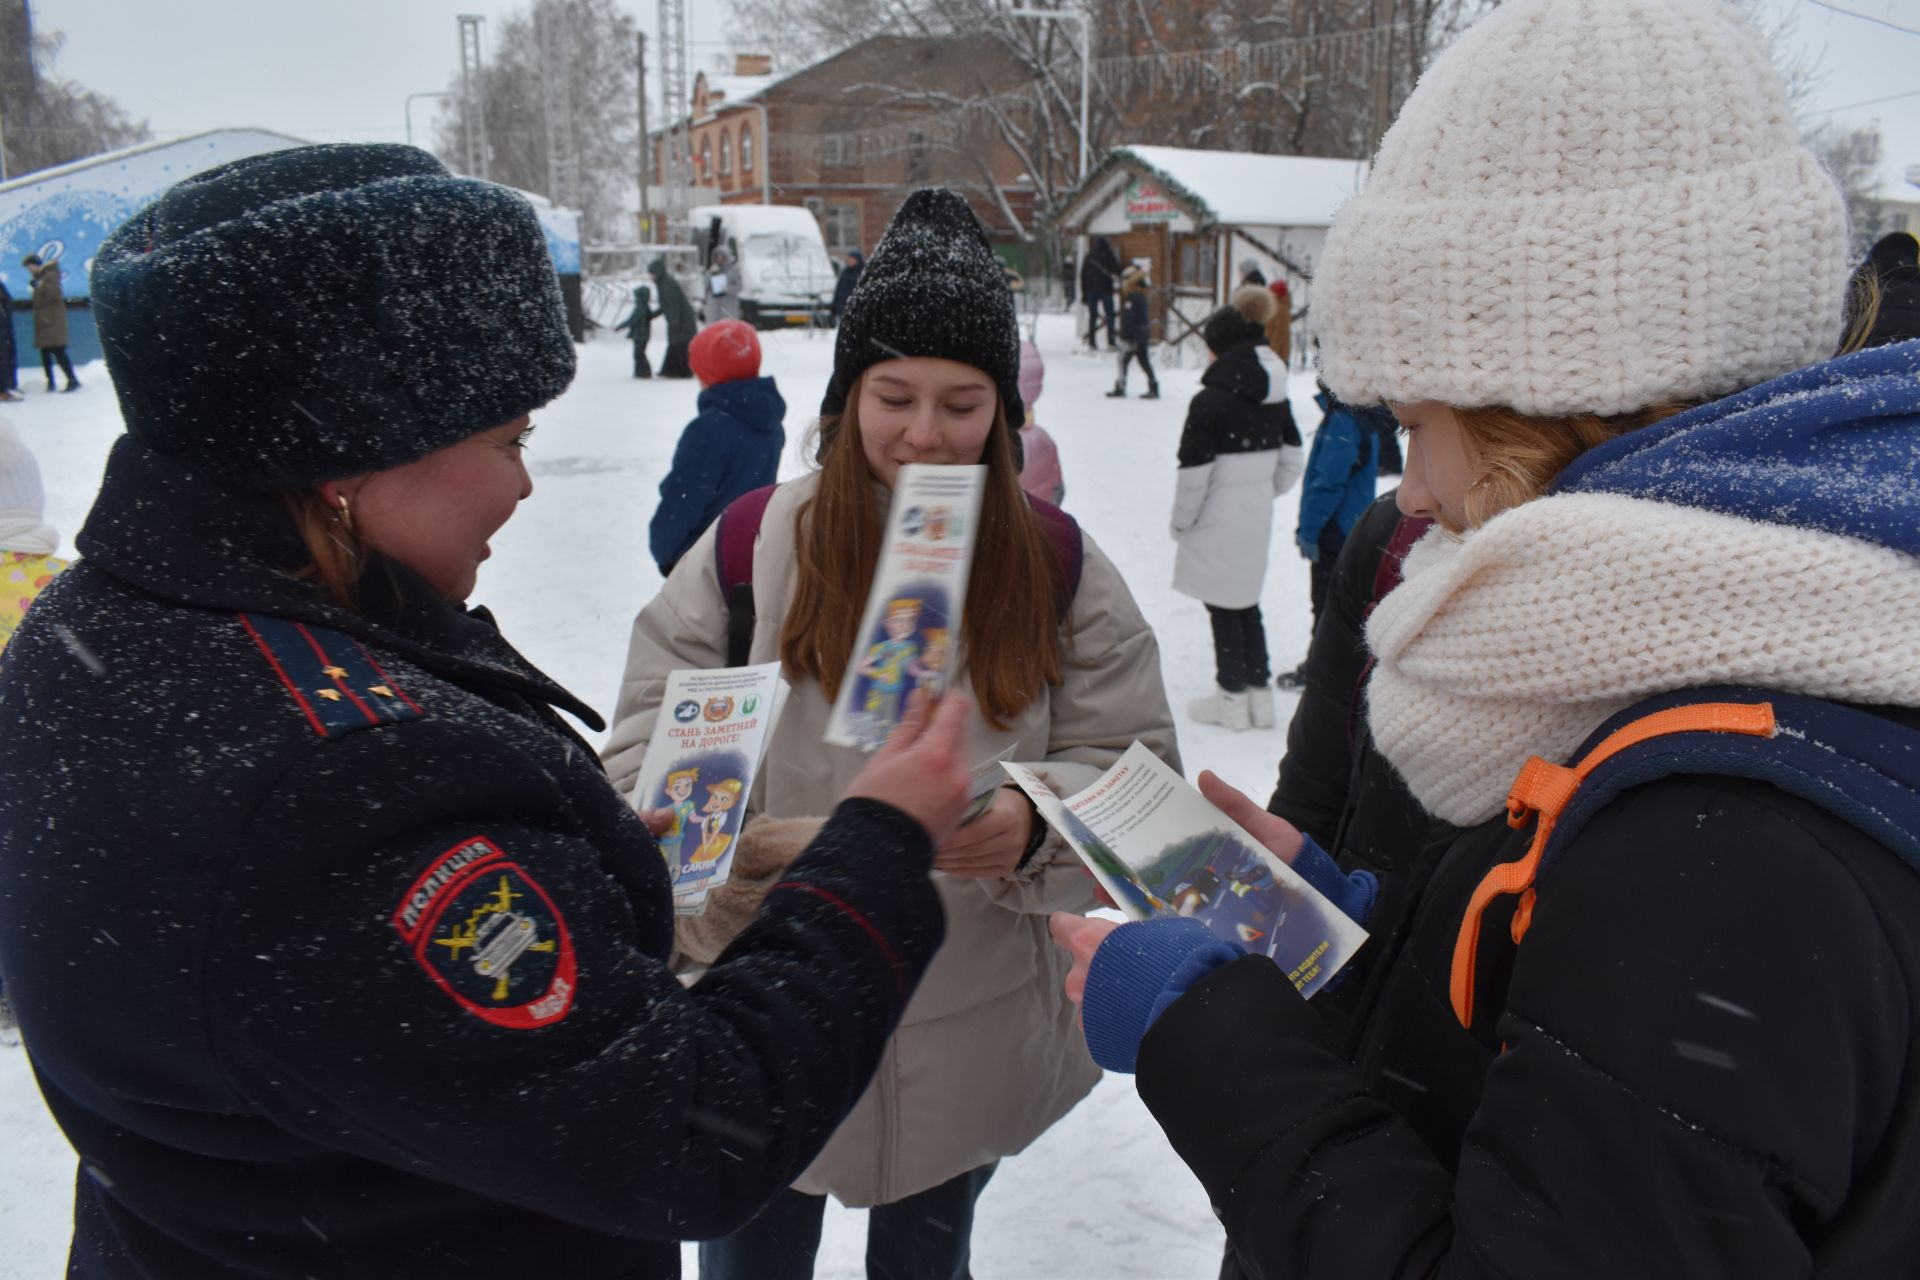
[690,778,744,868]
[909,628,950,696]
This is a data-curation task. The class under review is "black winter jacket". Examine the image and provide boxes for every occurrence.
[1151,700,1920,1280]
[1176,342,1298,467]
[1119,289,1150,346]
[647,260,697,347]
[0,439,945,1279]
[1081,238,1120,300]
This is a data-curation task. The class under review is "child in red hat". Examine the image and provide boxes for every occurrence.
[651,320,787,575]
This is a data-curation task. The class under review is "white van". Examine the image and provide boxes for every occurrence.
[691,204,838,329]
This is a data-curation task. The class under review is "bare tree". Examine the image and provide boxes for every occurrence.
[432,0,639,241]
[0,2,150,179]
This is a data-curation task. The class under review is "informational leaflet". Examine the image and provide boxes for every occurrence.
[823,464,986,751]
[1004,743,1368,998]
[628,663,786,915]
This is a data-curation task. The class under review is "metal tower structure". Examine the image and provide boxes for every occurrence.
[537,4,579,210]
[457,14,490,180]
[657,0,691,235]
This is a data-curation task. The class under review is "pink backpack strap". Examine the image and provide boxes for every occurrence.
[1026,495,1084,615]
[714,485,778,668]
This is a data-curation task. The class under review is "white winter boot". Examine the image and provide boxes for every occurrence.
[1187,687,1252,730]
[1247,685,1275,729]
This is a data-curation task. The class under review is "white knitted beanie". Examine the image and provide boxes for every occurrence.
[1313,0,1851,416]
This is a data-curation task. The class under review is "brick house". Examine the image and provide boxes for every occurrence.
[651,36,1042,260]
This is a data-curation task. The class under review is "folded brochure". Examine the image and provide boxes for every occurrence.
[627,662,786,915]
[823,463,986,751]
[1004,743,1367,997]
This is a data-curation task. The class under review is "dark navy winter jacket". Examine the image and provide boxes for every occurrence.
[1119,289,1150,345]
[1083,341,1920,1278]
[0,437,944,1279]
[650,375,786,575]
[1296,390,1381,552]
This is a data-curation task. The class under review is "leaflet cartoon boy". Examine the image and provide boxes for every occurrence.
[657,767,700,872]
[857,597,922,727]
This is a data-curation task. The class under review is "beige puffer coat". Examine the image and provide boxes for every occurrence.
[29,263,67,350]
[603,473,1180,1206]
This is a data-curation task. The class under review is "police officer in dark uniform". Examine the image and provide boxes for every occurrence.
[0,143,972,1279]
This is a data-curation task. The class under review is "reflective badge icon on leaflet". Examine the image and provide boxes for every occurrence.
[393,836,577,1029]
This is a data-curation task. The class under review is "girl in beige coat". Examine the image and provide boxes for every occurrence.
[604,189,1178,1280]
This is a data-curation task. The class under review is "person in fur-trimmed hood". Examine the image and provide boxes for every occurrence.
[1050,2,1920,1276]
[1172,285,1302,732]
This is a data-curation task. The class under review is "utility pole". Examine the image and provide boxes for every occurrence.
[658,0,689,239]
[457,14,490,180]
[638,32,651,240]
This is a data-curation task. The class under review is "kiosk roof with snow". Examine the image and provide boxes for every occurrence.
[1052,145,1366,354]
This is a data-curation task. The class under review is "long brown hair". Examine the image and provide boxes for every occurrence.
[781,376,1067,728]
[1452,402,1693,531]
[279,490,367,608]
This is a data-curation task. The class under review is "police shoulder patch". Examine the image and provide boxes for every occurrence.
[239,612,424,738]
[392,836,578,1029]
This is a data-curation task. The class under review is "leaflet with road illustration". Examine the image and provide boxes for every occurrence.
[1002,743,1368,998]
[823,463,987,751]
[628,662,786,915]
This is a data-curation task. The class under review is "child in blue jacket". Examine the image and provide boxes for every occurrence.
[1276,383,1381,689]
[650,320,785,576]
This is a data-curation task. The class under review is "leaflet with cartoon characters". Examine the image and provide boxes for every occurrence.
[628,662,786,914]
[823,463,987,751]
[1002,743,1368,998]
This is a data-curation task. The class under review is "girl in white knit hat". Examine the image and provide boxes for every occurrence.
[0,421,68,653]
[1049,1,1920,1274]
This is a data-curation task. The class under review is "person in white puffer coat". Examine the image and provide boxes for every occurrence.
[1171,287,1303,731]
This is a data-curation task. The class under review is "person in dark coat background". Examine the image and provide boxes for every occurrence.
[1106,265,1158,398]
[0,142,973,1280]
[648,255,697,378]
[1080,235,1119,350]
[650,318,785,575]
[829,248,864,326]
[1051,4,1920,1277]
[1848,229,1920,350]
[0,277,20,400]
[22,254,78,392]
[613,281,654,377]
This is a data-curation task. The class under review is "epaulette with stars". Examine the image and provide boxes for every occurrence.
[238,613,424,738]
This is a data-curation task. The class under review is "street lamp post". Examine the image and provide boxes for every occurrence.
[405,92,454,149]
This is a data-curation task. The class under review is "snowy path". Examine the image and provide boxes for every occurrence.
[0,312,1339,1277]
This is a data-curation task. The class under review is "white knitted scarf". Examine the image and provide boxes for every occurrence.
[1365,492,1920,827]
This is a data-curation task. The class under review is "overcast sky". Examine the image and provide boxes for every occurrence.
[28,0,1920,196]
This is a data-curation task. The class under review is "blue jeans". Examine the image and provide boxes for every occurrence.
[699,1162,998,1280]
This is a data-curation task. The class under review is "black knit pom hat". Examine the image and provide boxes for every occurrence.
[91,142,576,490]
[818,188,1022,456]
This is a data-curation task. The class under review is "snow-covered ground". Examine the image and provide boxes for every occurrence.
[0,311,1340,1278]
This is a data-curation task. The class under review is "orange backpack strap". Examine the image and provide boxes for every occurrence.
[1448,701,1776,1028]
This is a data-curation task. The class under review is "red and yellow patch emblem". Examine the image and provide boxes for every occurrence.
[393,837,577,1029]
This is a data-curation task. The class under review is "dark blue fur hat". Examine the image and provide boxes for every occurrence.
[92,143,575,489]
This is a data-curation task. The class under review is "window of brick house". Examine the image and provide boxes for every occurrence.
[700,135,712,181]
[907,131,930,183]
[740,125,755,172]
[720,129,733,177]
[822,202,861,254]
[821,133,861,168]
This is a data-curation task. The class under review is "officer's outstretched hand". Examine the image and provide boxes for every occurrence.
[845,689,974,848]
